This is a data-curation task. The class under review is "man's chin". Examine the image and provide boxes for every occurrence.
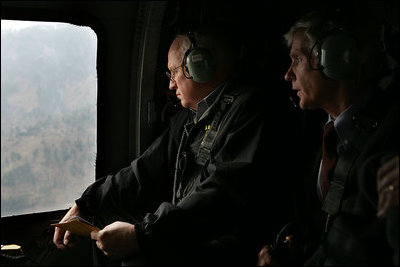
[180,101,194,110]
[299,101,319,111]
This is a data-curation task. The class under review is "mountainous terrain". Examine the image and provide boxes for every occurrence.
[1,23,97,216]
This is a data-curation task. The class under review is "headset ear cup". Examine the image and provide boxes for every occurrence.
[185,47,216,83]
[320,33,359,80]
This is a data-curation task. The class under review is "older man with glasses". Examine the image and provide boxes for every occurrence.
[54,25,291,266]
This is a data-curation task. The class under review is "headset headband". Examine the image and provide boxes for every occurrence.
[187,31,197,48]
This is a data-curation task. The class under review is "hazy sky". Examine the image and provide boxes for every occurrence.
[1,20,63,31]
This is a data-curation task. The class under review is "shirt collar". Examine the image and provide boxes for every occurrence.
[192,82,227,123]
[331,105,356,154]
[328,89,374,154]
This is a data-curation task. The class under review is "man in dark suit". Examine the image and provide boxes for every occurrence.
[258,5,398,266]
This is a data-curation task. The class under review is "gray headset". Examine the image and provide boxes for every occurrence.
[182,32,216,83]
[309,31,359,80]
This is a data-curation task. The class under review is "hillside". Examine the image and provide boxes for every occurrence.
[1,22,97,216]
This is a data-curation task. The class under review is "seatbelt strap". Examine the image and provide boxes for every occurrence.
[322,98,394,231]
[322,138,361,232]
[196,93,237,166]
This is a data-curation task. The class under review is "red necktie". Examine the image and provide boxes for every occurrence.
[321,121,339,200]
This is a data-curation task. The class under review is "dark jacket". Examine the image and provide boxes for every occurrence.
[302,86,399,266]
[76,80,290,265]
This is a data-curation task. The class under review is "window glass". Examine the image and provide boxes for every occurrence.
[1,20,97,217]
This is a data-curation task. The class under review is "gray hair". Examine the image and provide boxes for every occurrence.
[175,34,192,61]
[283,11,341,56]
[175,25,239,69]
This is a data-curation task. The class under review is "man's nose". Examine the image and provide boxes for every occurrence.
[169,79,177,90]
[284,67,295,82]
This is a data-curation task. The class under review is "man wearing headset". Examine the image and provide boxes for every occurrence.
[258,5,398,266]
[53,25,289,265]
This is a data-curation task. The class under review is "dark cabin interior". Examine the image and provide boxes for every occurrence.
[1,1,397,266]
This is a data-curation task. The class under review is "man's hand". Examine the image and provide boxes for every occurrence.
[377,154,399,218]
[90,221,139,260]
[53,204,83,250]
[257,244,283,266]
[258,245,274,266]
[257,235,303,266]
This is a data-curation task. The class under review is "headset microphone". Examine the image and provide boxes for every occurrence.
[288,90,299,109]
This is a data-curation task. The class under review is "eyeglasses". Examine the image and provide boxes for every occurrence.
[166,65,182,82]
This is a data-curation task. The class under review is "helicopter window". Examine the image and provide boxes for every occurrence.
[1,20,97,217]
